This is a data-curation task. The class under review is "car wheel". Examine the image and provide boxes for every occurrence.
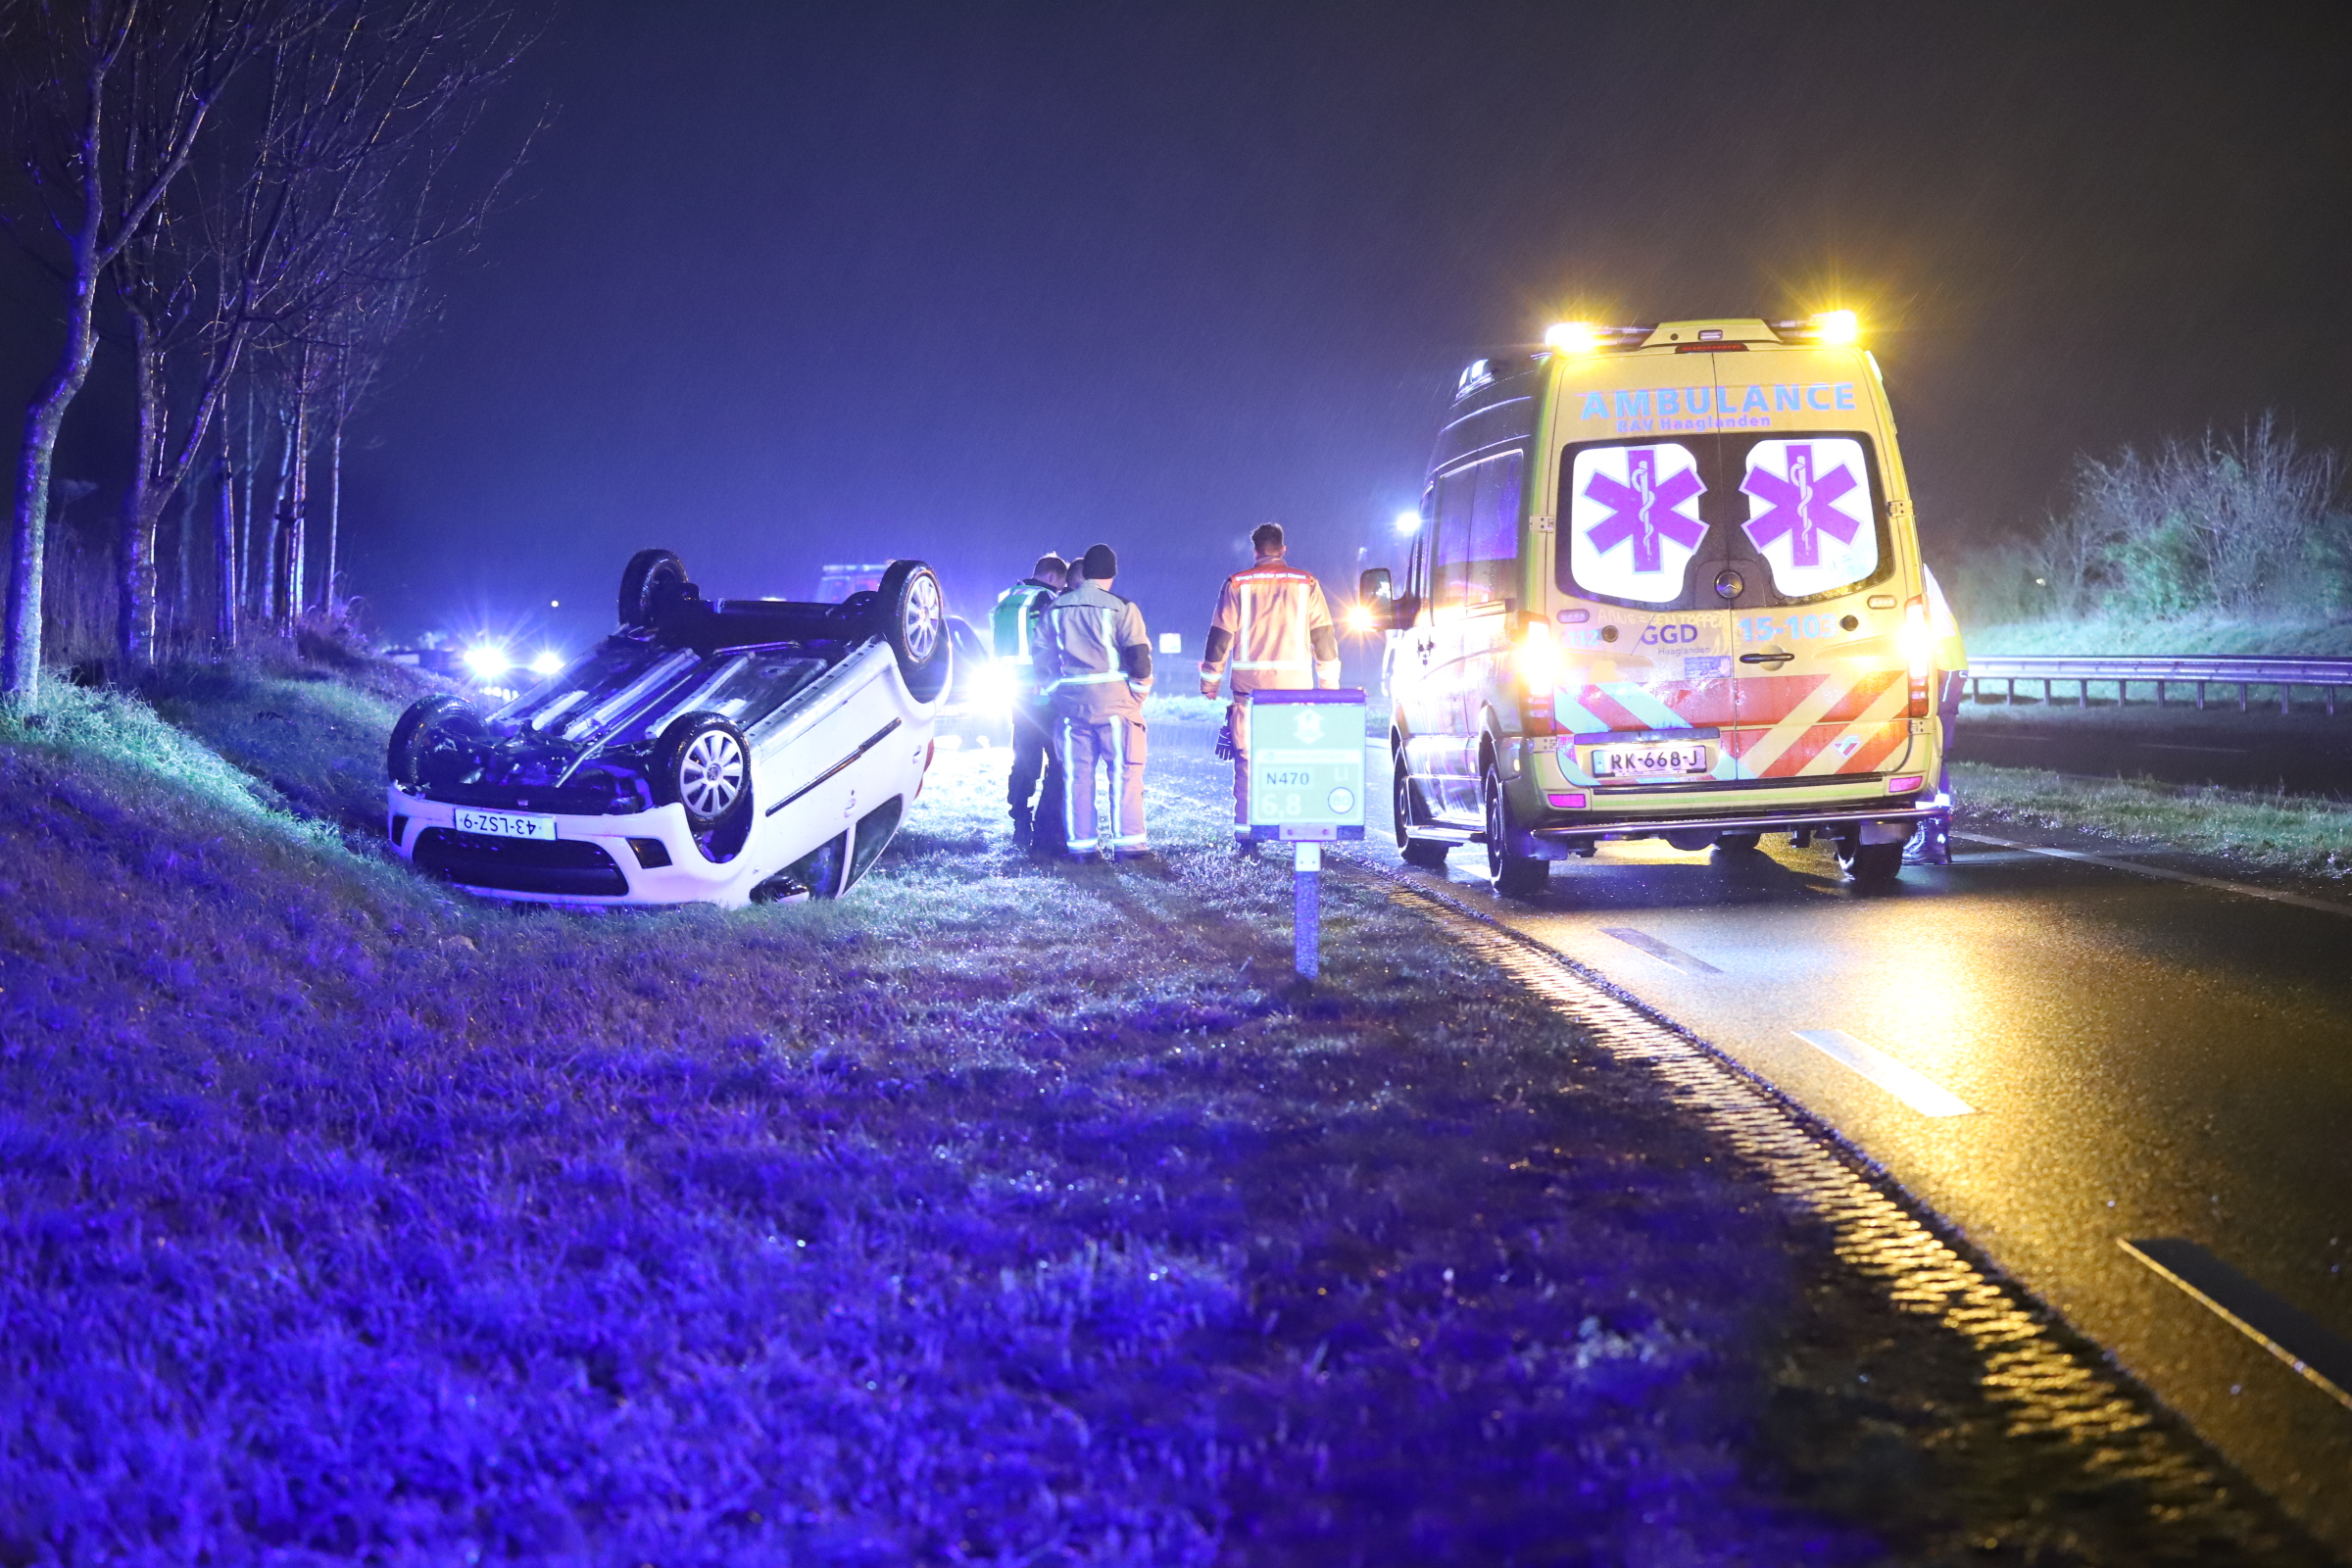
[1482,762,1549,898]
[387,696,483,791]
[1837,834,1906,883]
[872,560,950,702]
[1395,753,1450,867]
[618,548,691,630]
[1713,831,1763,854]
[653,711,752,835]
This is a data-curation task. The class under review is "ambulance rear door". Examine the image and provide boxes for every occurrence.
[1547,351,1739,793]
[1715,355,1915,783]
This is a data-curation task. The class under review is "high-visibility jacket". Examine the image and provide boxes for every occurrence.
[991,577,1060,697]
[1199,557,1340,696]
[1038,582,1153,720]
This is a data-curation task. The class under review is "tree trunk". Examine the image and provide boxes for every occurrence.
[324,416,344,614]
[6,205,108,707]
[286,380,308,626]
[214,434,238,651]
[118,309,162,666]
[260,413,288,625]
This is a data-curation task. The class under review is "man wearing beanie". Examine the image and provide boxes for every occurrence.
[1036,542,1154,860]
[1199,521,1341,845]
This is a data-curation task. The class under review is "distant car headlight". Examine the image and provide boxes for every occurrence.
[464,644,512,680]
[976,661,1023,714]
[529,650,564,677]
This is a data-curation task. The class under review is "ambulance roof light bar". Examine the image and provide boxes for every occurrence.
[1768,309,1862,345]
[1540,320,1652,354]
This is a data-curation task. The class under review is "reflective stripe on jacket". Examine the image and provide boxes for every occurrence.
[1038,582,1153,720]
[1199,559,1340,695]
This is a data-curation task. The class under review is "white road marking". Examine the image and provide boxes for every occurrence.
[1955,832,2352,918]
[2120,1238,2352,1412]
[1792,1029,1977,1117]
[1599,926,1722,974]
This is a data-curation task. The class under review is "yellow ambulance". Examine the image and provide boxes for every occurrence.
[1361,314,1963,896]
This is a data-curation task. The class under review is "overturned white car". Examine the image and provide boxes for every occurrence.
[385,550,950,906]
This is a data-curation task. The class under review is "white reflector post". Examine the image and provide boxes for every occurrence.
[1295,841,1321,979]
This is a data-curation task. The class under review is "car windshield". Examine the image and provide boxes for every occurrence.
[1557,430,1889,609]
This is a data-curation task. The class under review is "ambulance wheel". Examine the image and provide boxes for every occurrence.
[618,549,690,630]
[1483,764,1549,899]
[874,560,950,703]
[387,696,484,792]
[1395,754,1450,867]
[653,712,752,836]
[1713,831,1763,854]
[1837,835,1906,884]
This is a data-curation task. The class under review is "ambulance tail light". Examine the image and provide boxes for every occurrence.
[1901,595,1933,716]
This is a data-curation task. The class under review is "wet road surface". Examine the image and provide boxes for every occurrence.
[1147,718,2352,1551]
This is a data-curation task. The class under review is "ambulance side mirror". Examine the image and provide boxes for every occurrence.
[1356,567,1397,631]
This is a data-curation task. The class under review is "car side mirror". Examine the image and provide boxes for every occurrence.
[1356,567,1396,630]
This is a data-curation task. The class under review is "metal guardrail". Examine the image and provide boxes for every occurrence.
[1964,655,2352,715]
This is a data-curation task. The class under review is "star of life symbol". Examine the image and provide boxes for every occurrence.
[1292,710,1325,745]
[1740,443,1862,567]
[1582,447,1706,573]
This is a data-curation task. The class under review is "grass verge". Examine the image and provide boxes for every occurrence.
[0,663,2326,1563]
[1967,613,2352,659]
[1955,761,2352,879]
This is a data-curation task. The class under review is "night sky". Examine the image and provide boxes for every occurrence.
[15,2,2352,649]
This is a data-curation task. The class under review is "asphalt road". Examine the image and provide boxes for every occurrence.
[1146,718,2352,1553]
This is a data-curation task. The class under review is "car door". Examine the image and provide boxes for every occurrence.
[1423,448,1524,820]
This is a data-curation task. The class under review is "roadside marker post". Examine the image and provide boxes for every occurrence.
[1245,689,1367,978]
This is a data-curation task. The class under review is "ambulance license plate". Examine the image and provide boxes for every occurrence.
[1590,742,1712,779]
[453,808,559,841]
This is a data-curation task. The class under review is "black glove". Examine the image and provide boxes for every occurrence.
[1213,719,1235,761]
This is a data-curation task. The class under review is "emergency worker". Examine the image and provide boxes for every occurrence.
[992,553,1070,849]
[1197,522,1341,844]
[1038,543,1153,860]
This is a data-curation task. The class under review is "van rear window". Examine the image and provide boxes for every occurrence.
[1557,431,1888,609]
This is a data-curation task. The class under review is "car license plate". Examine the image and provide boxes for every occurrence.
[1590,742,1712,779]
[452,808,559,841]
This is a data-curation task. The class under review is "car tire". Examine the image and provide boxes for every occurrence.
[387,696,483,792]
[618,548,691,630]
[1395,753,1450,867]
[653,711,752,836]
[1837,835,1906,883]
[872,560,950,702]
[1483,762,1549,898]
[1713,831,1763,854]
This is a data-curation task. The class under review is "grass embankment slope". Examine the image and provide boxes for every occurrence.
[1957,764,2352,880]
[0,659,2322,1564]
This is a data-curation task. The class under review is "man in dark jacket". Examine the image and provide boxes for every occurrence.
[993,554,1069,849]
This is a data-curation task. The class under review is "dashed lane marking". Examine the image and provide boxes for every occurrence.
[2121,1238,2352,1413]
[1599,926,1723,974]
[1956,832,2352,918]
[1793,1028,1978,1117]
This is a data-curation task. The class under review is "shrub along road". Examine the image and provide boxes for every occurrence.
[0,663,2329,1564]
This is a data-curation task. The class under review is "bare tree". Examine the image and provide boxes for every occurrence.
[106,0,531,658]
[0,0,280,703]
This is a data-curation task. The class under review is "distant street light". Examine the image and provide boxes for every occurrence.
[1394,510,1421,537]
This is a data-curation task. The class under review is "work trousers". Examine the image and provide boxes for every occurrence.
[1060,712,1147,853]
[1007,703,1065,845]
